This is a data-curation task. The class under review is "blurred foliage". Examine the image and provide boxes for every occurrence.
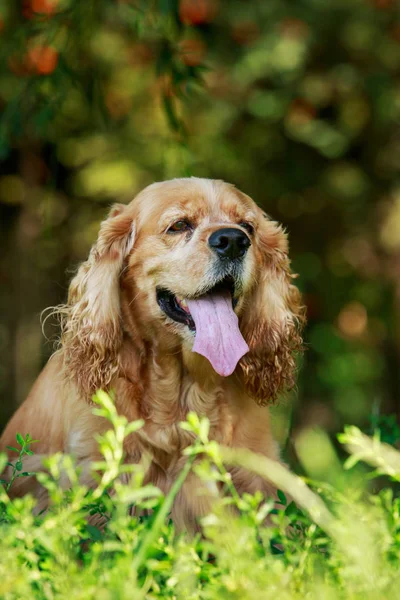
[1,0,400,448]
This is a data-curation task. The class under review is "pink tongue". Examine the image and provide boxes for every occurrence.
[187,292,249,377]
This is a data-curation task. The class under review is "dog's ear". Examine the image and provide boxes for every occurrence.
[239,215,305,406]
[61,204,135,398]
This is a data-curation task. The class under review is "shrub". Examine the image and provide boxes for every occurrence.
[1,390,400,599]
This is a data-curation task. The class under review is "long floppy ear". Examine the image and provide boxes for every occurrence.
[60,204,135,398]
[239,215,305,406]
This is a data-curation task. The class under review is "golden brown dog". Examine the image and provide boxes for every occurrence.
[0,177,304,531]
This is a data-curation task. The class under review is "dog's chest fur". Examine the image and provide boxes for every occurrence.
[109,350,274,490]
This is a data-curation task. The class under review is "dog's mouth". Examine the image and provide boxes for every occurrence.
[156,276,249,377]
[156,276,237,332]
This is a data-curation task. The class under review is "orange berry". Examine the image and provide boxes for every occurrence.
[392,23,400,43]
[179,38,206,66]
[105,91,132,119]
[179,0,217,25]
[32,0,58,16]
[22,0,35,19]
[231,21,260,46]
[279,18,309,40]
[372,0,394,8]
[27,45,58,75]
[287,99,316,126]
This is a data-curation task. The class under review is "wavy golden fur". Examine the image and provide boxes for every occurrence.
[0,178,304,532]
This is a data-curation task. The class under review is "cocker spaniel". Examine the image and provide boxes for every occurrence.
[0,177,304,531]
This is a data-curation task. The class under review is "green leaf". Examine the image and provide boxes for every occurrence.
[162,94,181,133]
[277,490,287,505]
[285,501,299,516]
[125,419,144,435]
[343,455,361,470]
[199,418,210,442]
[156,44,172,76]
[86,525,103,541]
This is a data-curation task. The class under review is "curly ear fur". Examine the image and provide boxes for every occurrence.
[239,220,305,406]
[59,204,135,398]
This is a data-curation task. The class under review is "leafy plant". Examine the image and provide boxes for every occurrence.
[0,433,37,493]
[1,391,400,598]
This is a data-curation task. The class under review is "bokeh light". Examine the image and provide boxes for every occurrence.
[0,0,399,454]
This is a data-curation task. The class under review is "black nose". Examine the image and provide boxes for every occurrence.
[208,227,251,260]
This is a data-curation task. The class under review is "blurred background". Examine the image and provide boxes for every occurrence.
[1,0,400,455]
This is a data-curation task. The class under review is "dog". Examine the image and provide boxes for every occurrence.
[0,177,304,531]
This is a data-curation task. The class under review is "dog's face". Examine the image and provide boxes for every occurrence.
[62,178,304,404]
[125,180,259,350]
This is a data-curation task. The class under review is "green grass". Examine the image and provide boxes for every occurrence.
[1,391,400,600]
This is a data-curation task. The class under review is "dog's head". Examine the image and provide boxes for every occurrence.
[61,178,305,405]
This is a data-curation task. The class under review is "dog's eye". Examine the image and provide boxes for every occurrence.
[168,220,192,233]
[239,222,254,235]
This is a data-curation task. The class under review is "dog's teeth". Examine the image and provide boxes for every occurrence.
[176,296,189,312]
